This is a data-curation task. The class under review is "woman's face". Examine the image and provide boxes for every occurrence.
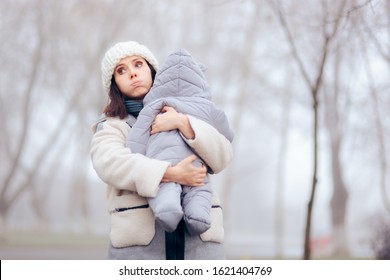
[113,56,153,100]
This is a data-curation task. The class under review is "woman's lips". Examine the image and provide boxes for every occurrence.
[132,81,142,86]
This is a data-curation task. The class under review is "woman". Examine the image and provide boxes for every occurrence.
[90,41,233,260]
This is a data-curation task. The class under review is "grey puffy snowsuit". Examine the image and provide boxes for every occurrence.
[126,49,234,235]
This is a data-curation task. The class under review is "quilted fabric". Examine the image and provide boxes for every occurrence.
[127,49,233,234]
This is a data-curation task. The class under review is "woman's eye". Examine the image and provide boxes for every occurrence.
[135,61,143,68]
[116,67,126,75]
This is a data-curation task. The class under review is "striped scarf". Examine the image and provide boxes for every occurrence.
[124,99,143,118]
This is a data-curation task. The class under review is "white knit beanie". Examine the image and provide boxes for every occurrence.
[101,41,159,94]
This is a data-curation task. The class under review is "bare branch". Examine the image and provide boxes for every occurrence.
[267,0,313,91]
[0,6,45,201]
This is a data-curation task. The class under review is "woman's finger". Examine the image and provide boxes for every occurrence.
[162,106,174,113]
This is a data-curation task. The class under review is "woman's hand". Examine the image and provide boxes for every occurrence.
[151,106,195,139]
[162,155,207,186]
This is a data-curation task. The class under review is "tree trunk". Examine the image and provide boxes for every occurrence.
[329,138,349,256]
[221,2,261,225]
[0,5,44,227]
[303,96,319,260]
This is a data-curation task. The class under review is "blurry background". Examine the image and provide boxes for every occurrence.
[1,0,389,260]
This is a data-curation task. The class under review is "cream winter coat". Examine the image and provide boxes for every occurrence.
[90,115,233,248]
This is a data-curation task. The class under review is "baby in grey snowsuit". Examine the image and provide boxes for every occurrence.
[127,49,234,235]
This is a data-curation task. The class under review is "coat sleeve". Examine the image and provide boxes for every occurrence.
[89,117,170,198]
[184,116,233,174]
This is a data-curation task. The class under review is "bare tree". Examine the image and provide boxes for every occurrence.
[0,2,46,233]
[358,0,390,212]
[220,1,261,227]
[269,0,347,259]
[2,0,389,260]
[323,49,350,256]
[0,0,148,235]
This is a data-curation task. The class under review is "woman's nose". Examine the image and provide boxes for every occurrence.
[129,72,137,79]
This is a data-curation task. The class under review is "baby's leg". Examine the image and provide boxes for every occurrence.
[148,182,183,232]
[182,183,212,235]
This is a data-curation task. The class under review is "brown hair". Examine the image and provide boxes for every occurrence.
[103,76,127,119]
[103,61,156,119]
